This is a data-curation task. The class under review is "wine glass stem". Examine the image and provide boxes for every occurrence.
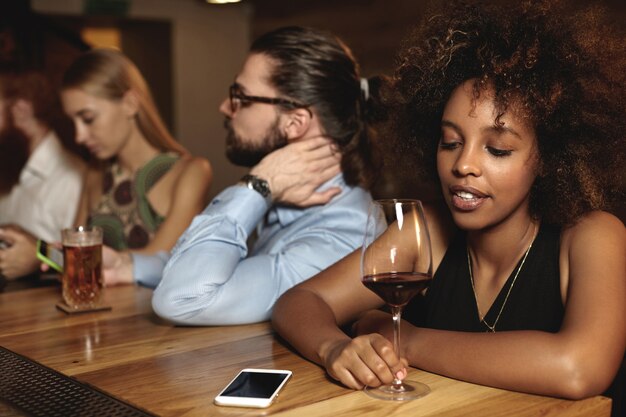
[391,305,403,387]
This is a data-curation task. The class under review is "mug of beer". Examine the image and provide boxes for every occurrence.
[61,226,103,310]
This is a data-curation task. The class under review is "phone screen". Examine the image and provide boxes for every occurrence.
[36,240,64,272]
[214,369,292,408]
[222,371,289,398]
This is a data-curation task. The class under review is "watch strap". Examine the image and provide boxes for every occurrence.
[240,174,272,204]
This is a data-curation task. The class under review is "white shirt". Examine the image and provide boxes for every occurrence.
[0,132,85,241]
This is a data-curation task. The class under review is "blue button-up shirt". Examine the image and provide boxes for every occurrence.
[142,174,371,325]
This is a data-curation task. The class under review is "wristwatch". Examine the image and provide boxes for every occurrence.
[240,174,272,204]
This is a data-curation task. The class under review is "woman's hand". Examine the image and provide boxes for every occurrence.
[102,246,134,286]
[39,244,134,286]
[352,309,397,340]
[0,226,39,279]
[319,333,407,390]
[250,136,342,207]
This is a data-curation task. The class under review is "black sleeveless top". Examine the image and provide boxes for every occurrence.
[405,223,624,414]
[405,223,565,332]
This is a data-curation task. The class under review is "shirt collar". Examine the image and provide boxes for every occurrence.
[267,173,349,227]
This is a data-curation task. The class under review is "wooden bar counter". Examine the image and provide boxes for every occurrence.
[0,285,611,417]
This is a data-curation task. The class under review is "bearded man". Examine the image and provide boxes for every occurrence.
[105,26,378,326]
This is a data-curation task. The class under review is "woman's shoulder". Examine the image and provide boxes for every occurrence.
[554,211,624,304]
[561,210,625,242]
[167,155,212,198]
[179,154,212,170]
[560,210,626,266]
[173,155,212,181]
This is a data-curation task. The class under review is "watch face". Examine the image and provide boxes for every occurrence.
[242,175,271,198]
[255,180,270,197]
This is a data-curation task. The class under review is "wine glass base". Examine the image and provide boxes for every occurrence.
[363,380,430,401]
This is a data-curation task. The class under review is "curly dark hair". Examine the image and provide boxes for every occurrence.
[388,0,626,225]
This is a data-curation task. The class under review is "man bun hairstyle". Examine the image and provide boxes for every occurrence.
[250,26,379,188]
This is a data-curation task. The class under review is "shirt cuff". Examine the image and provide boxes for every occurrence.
[203,185,270,236]
[132,251,170,289]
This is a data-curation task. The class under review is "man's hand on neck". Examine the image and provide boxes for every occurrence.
[250,136,342,207]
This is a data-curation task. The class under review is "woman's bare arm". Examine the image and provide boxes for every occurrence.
[273,200,455,389]
[367,211,626,399]
[273,248,399,388]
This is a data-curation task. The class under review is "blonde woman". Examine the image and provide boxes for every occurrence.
[61,49,212,255]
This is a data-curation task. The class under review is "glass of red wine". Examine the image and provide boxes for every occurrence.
[361,199,432,401]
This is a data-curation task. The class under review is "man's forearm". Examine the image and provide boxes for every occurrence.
[151,185,269,324]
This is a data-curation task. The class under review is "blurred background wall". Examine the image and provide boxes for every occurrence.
[2,0,624,202]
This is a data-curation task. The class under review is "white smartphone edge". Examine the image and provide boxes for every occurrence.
[213,368,292,408]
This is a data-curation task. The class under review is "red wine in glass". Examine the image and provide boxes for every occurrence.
[362,272,432,307]
[360,199,432,401]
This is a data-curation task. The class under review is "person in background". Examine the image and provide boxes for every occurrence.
[0,70,85,281]
[104,26,380,326]
[60,49,212,256]
[272,1,625,413]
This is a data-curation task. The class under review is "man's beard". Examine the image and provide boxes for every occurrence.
[224,118,288,167]
[0,126,30,195]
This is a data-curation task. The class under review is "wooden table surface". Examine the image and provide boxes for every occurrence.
[0,285,612,417]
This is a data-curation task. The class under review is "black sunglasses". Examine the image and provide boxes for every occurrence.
[229,84,311,116]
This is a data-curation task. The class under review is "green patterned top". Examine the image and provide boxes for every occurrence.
[88,153,179,250]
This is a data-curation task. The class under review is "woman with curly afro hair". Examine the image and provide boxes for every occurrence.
[272,0,626,409]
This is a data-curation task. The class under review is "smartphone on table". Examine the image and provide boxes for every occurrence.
[214,368,292,408]
[36,240,64,273]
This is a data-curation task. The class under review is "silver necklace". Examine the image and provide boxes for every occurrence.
[467,227,537,333]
